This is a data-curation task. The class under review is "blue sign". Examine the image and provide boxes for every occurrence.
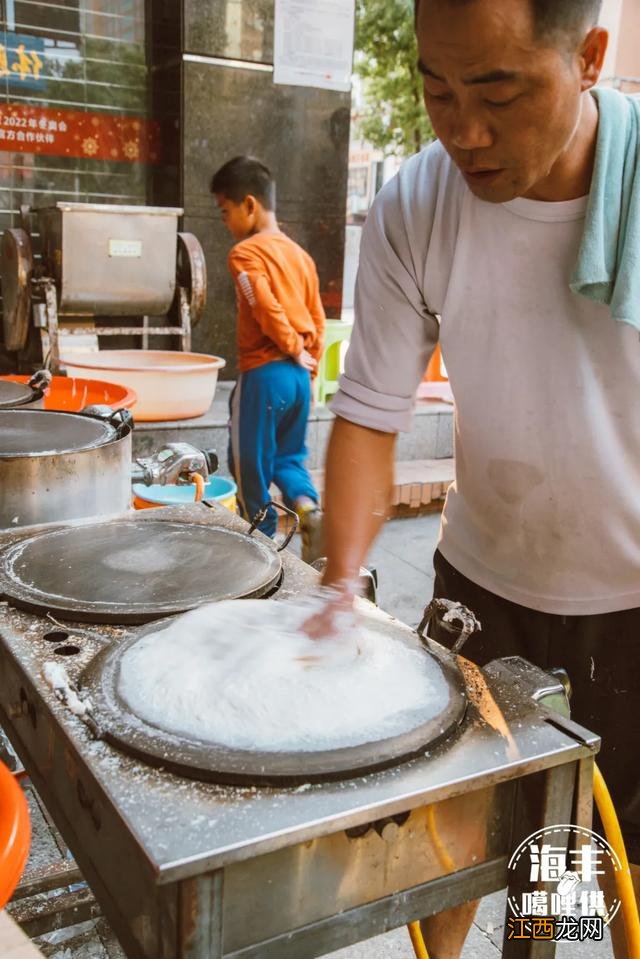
[1,33,46,90]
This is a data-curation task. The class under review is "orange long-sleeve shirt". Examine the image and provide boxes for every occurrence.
[228,232,326,373]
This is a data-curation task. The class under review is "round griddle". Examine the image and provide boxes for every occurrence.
[0,409,116,457]
[0,520,282,623]
[0,380,36,409]
[80,617,467,785]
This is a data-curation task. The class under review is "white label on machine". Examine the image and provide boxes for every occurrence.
[108,239,142,258]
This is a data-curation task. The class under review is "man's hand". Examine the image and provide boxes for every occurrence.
[301,583,356,641]
[294,348,318,373]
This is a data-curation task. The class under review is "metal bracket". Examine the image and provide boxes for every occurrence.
[417,598,482,653]
[247,501,299,551]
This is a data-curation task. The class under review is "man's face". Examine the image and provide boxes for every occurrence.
[215,195,254,240]
[417,0,596,202]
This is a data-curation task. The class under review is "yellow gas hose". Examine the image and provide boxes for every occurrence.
[593,763,640,958]
[407,921,430,959]
[406,805,449,959]
[406,764,640,959]
[426,804,456,873]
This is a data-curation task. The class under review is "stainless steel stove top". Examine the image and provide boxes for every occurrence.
[0,504,601,959]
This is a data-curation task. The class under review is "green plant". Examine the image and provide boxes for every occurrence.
[354,0,435,156]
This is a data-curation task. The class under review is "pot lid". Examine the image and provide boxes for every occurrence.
[0,380,36,409]
[0,409,116,457]
[0,519,283,623]
[80,616,467,785]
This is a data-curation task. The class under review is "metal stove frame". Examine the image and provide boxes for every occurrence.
[0,505,600,959]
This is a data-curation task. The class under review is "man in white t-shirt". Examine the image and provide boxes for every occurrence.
[316,0,640,955]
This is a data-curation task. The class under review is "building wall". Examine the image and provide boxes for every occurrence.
[599,0,640,90]
[614,0,640,83]
[0,0,151,369]
[0,1,351,376]
[599,0,624,81]
[177,0,350,375]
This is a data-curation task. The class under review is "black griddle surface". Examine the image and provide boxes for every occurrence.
[0,380,34,409]
[0,519,282,623]
[0,409,115,456]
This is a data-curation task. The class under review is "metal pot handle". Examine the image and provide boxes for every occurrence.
[107,408,133,439]
[27,369,52,400]
[417,598,481,654]
[78,404,133,439]
[247,500,299,551]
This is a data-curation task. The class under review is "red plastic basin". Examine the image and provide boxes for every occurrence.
[0,761,30,909]
[1,375,137,412]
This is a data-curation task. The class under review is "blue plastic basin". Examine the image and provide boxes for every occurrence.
[132,475,237,506]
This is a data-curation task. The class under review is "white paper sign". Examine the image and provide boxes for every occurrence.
[274,0,355,93]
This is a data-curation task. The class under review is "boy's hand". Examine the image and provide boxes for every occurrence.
[294,348,318,373]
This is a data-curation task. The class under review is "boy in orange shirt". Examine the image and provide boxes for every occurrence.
[211,156,325,562]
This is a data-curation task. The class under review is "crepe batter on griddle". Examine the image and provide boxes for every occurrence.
[118,599,449,753]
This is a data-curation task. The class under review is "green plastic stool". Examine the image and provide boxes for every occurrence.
[316,319,353,406]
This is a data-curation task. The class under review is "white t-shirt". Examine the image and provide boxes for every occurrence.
[331,141,640,615]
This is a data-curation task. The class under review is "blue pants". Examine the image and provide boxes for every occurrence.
[228,359,318,537]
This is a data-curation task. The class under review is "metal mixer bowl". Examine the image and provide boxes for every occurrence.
[0,408,132,529]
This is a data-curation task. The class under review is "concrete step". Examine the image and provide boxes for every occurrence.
[131,381,454,468]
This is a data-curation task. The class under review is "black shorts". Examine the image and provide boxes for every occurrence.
[431,549,640,864]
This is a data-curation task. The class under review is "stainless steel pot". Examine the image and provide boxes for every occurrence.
[0,408,132,529]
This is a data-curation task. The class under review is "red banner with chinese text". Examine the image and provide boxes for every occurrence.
[0,103,160,164]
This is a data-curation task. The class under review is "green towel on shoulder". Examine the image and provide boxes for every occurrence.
[571,87,640,330]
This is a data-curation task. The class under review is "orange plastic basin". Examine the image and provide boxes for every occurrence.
[0,761,30,909]
[1,375,137,412]
[61,350,226,422]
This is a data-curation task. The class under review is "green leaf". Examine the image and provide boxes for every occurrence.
[354,0,435,156]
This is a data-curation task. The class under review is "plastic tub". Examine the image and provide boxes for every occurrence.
[60,350,226,422]
[0,375,137,412]
[133,475,237,512]
[0,760,30,909]
[418,345,453,403]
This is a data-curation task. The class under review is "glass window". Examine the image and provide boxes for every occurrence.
[0,0,150,241]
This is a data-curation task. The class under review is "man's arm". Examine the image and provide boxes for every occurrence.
[321,417,396,586]
[317,165,442,586]
[302,415,395,640]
